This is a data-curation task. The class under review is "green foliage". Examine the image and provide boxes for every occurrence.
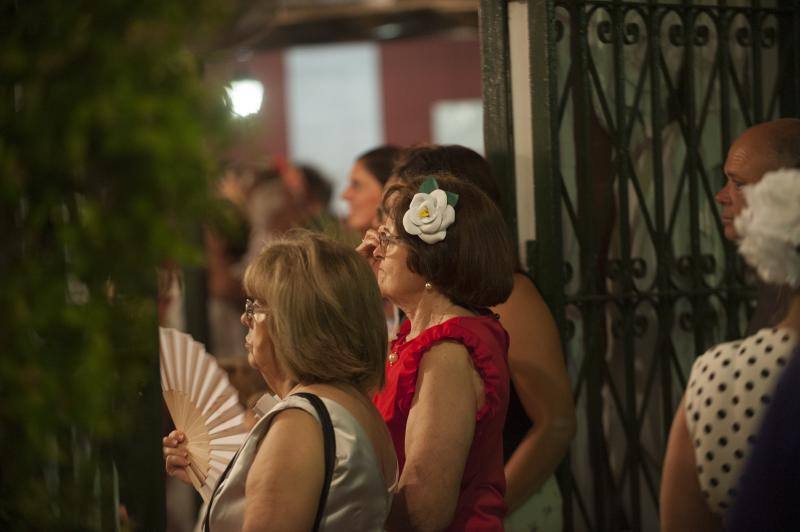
[0,1,234,529]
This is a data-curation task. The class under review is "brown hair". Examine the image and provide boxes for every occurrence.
[357,145,402,186]
[393,144,503,207]
[392,144,522,270]
[384,175,515,308]
[243,230,387,389]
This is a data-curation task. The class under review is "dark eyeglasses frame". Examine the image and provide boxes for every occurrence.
[244,298,268,328]
[378,230,401,251]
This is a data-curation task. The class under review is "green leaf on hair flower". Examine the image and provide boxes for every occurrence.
[446,191,459,207]
[419,176,438,194]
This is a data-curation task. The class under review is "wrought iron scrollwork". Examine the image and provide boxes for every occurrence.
[610,314,650,338]
[605,258,647,280]
[634,314,649,337]
[596,19,643,46]
[598,19,614,44]
[631,258,647,279]
[624,21,642,45]
[555,18,565,44]
[668,22,686,46]
[761,26,777,48]
[565,318,576,341]
[676,255,693,276]
[675,254,716,276]
[694,24,710,46]
[734,17,778,49]
[735,25,752,47]
[703,308,719,330]
[607,259,622,281]
[679,311,694,331]
[510,0,798,529]
[678,308,718,332]
[668,21,710,47]
[701,254,716,275]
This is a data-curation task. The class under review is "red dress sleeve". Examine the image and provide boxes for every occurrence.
[393,317,508,427]
[374,314,511,530]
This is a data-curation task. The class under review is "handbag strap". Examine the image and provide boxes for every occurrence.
[294,392,337,532]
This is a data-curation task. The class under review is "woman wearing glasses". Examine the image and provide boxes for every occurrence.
[392,145,575,532]
[357,175,516,530]
[164,231,398,531]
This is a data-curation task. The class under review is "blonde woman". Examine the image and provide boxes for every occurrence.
[165,231,397,531]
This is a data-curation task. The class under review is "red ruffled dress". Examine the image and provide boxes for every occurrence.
[373,314,510,531]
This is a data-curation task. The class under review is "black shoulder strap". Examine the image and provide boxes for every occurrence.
[294,392,337,532]
[203,393,337,532]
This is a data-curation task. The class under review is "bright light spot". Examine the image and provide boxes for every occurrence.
[226,79,264,117]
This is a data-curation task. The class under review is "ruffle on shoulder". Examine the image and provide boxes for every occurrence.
[392,317,509,430]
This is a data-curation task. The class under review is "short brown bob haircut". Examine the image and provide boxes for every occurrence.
[243,230,387,390]
[384,175,515,308]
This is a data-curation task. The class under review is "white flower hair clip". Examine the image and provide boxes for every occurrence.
[402,176,459,244]
[735,168,800,288]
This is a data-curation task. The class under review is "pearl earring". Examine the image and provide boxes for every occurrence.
[424,282,432,290]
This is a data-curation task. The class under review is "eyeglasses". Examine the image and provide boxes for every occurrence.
[378,229,401,252]
[244,298,268,329]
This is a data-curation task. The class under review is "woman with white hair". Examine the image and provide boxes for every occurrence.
[660,168,800,531]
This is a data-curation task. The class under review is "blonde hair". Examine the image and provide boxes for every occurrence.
[243,230,387,389]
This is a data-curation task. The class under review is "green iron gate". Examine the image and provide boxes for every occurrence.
[481,1,800,531]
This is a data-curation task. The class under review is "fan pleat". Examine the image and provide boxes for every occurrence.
[206,399,243,431]
[159,327,250,502]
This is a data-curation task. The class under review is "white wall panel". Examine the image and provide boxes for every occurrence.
[286,42,384,217]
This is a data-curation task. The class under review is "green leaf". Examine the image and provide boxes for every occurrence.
[446,191,459,207]
[419,176,438,194]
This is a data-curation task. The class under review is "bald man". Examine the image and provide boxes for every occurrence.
[716,118,800,332]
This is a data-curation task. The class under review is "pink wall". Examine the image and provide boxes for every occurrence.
[219,50,288,166]
[380,35,482,146]
[222,34,482,164]
[250,52,288,158]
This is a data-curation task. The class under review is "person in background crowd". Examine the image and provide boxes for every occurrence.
[342,145,404,335]
[165,231,397,531]
[342,145,401,233]
[359,175,515,530]
[292,164,346,238]
[392,145,576,532]
[715,118,800,333]
[210,165,289,359]
[299,164,333,219]
[661,169,800,531]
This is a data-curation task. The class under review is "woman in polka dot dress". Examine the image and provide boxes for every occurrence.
[660,168,800,532]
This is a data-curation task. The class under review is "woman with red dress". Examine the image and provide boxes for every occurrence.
[357,175,516,530]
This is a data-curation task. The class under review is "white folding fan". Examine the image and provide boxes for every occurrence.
[159,327,250,501]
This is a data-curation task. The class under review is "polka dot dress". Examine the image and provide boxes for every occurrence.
[685,328,797,515]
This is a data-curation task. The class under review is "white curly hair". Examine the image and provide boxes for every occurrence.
[735,168,800,288]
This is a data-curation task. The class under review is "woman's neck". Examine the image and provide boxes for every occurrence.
[269,376,300,399]
[399,289,472,341]
[777,291,800,335]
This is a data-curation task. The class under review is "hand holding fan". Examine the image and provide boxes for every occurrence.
[159,327,249,500]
